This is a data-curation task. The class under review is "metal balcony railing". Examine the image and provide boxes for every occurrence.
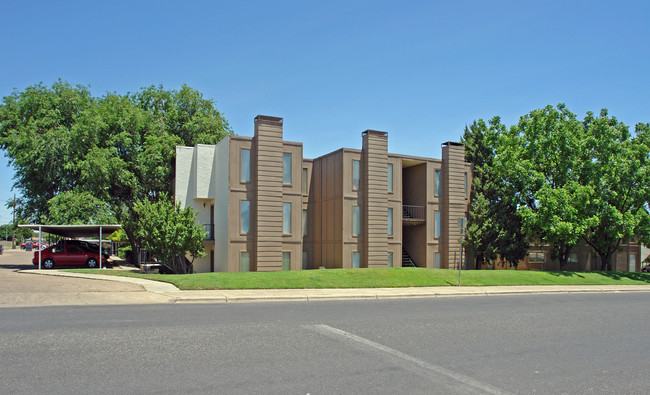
[203,224,215,240]
[402,205,425,222]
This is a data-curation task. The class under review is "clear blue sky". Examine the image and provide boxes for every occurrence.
[1,0,649,225]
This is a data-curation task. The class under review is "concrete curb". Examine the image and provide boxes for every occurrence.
[19,269,180,293]
[17,269,650,304]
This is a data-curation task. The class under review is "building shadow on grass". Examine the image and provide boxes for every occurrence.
[548,271,586,278]
[595,271,650,283]
[549,270,650,283]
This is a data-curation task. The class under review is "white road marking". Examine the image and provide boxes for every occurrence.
[304,324,512,395]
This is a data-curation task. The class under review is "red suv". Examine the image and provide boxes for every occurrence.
[32,245,108,269]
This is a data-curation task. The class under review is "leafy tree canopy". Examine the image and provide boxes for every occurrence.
[1,79,232,262]
[465,104,650,270]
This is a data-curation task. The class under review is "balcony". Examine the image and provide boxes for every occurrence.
[203,224,214,240]
[402,205,425,225]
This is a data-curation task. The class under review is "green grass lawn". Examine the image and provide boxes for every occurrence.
[65,267,650,290]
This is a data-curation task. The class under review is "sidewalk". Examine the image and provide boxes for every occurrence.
[20,269,650,304]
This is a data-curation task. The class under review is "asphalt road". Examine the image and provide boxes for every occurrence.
[2,293,649,394]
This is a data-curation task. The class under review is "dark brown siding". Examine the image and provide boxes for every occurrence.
[254,116,284,271]
[362,130,388,268]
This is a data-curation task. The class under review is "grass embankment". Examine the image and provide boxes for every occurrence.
[66,267,650,291]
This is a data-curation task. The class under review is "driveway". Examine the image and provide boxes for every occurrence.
[0,248,170,307]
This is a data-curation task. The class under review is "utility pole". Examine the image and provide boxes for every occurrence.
[12,194,16,249]
[457,217,467,286]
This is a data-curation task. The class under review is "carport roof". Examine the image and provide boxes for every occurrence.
[18,224,121,239]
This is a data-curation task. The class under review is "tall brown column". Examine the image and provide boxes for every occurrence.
[254,116,284,271]
[441,142,467,269]
[362,130,388,268]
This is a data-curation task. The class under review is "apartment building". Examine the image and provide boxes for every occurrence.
[175,115,472,273]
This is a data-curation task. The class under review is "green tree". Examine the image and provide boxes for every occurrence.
[1,80,232,263]
[579,111,650,270]
[462,118,528,269]
[133,194,206,274]
[0,80,94,221]
[505,104,596,268]
[46,191,117,225]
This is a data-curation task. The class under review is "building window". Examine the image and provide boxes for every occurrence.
[241,201,250,234]
[387,252,393,267]
[435,252,440,269]
[464,172,468,198]
[302,209,308,237]
[352,160,360,189]
[435,169,441,196]
[353,206,360,236]
[302,168,308,195]
[282,252,291,270]
[283,202,292,234]
[569,253,579,264]
[241,148,250,182]
[240,252,250,272]
[302,251,308,270]
[387,163,393,192]
[388,208,393,236]
[353,252,360,268]
[528,252,545,263]
[283,153,292,185]
[434,211,441,238]
[629,253,636,272]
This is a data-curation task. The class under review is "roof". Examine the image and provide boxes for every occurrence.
[18,224,121,239]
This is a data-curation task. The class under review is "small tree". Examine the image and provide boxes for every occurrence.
[133,194,206,274]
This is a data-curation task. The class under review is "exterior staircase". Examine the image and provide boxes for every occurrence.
[402,248,417,267]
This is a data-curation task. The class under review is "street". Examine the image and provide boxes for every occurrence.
[2,293,649,394]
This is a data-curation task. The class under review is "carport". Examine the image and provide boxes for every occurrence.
[18,224,121,270]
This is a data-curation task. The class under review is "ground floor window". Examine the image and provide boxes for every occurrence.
[434,252,440,269]
[240,252,250,272]
[302,251,308,270]
[629,253,636,272]
[528,252,545,264]
[353,252,360,268]
[282,252,291,271]
[387,252,393,267]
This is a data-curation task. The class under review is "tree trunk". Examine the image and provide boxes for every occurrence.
[475,255,482,270]
[599,253,611,271]
[558,246,571,271]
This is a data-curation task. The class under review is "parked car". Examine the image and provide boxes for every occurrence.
[642,264,650,273]
[33,245,108,269]
[56,240,110,260]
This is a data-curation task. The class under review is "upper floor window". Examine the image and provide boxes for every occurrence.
[464,172,468,198]
[353,160,360,189]
[241,149,250,182]
[302,168,308,195]
[302,209,308,237]
[435,169,441,196]
[388,207,393,236]
[387,163,393,192]
[283,202,292,234]
[283,153,292,185]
